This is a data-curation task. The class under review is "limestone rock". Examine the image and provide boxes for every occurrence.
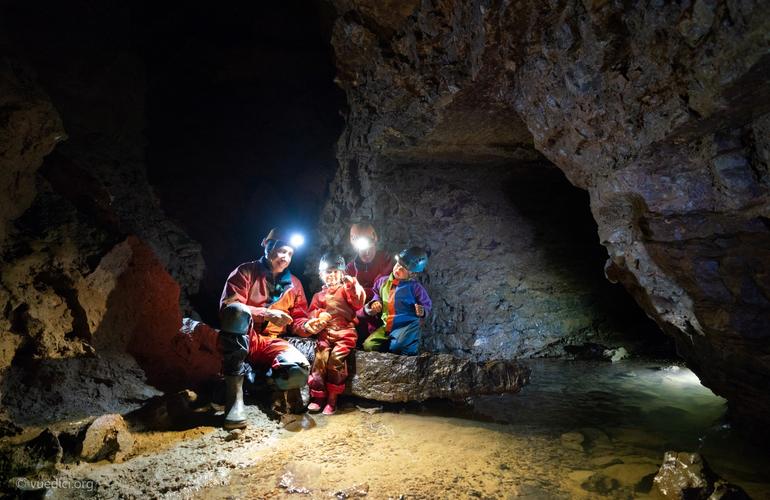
[1,353,160,427]
[174,318,222,383]
[347,351,529,403]
[652,451,749,499]
[80,414,134,463]
[0,58,64,245]
[0,429,62,481]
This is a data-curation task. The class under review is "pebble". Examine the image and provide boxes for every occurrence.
[225,429,243,442]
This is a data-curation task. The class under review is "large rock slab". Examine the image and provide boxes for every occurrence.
[347,351,529,403]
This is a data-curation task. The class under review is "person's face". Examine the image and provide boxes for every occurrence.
[351,232,378,263]
[321,268,343,287]
[393,262,411,280]
[268,244,294,273]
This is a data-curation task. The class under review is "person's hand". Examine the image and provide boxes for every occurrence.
[369,301,382,314]
[414,304,425,317]
[343,275,357,286]
[264,309,292,327]
[318,312,332,324]
[305,318,325,335]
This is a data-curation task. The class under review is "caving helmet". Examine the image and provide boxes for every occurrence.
[262,227,304,253]
[319,253,346,273]
[395,246,429,273]
[349,222,377,251]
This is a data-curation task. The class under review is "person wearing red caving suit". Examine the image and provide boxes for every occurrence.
[304,253,366,415]
[218,228,311,430]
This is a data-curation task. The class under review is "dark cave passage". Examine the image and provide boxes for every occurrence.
[135,0,346,324]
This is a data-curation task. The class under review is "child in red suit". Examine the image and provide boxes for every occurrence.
[304,253,366,415]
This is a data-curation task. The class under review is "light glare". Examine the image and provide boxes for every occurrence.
[290,233,305,248]
[354,237,371,251]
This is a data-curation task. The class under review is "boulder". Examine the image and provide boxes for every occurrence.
[347,351,529,403]
[0,428,62,481]
[79,414,134,463]
[653,451,749,499]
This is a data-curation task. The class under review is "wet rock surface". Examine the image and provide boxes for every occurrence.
[347,351,529,402]
[653,451,749,499]
[322,0,770,429]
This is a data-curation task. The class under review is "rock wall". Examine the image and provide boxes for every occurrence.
[0,58,64,245]
[321,0,770,428]
[0,1,210,429]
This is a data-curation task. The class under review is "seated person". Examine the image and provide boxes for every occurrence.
[362,247,432,356]
[345,222,393,343]
[304,253,366,415]
[219,228,311,429]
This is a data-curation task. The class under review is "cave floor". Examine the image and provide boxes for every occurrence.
[44,361,770,498]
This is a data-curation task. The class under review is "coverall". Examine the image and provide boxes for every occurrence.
[219,257,310,389]
[362,273,432,355]
[345,250,393,342]
[307,278,366,398]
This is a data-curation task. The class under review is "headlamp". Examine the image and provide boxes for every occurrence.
[353,237,371,251]
[289,233,305,248]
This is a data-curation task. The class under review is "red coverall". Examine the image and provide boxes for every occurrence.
[345,250,393,341]
[306,277,366,398]
[220,259,310,378]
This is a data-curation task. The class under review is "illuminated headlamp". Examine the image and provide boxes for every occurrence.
[353,237,371,251]
[289,233,305,248]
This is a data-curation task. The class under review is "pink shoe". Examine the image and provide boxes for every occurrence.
[307,398,325,412]
[322,403,336,415]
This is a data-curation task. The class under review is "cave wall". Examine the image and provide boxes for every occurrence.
[0,1,212,428]
[320,0,770,428]
[317,155,658,359]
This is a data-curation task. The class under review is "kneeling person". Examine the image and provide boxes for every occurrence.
[304,253,366,415]
[363,247,432,355]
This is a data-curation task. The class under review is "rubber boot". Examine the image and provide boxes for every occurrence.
[223,375,247,430]
[308,397,325,412]
[323,393,338,415]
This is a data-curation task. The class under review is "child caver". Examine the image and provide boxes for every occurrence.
[304,253,366,415]
[363,247,432,355]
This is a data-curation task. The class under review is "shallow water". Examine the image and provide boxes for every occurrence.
[201,360,770,499]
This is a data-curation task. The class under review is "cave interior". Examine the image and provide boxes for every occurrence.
[1,0,769,497]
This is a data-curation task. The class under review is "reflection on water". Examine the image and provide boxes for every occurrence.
[201,360,770,499]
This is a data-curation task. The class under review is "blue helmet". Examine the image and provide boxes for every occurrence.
[319,253,346,273]
[395,246,428,273]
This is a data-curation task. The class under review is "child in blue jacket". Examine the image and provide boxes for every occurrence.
[362,247,432,355]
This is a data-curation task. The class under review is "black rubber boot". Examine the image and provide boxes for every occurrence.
[224,375,247,430]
